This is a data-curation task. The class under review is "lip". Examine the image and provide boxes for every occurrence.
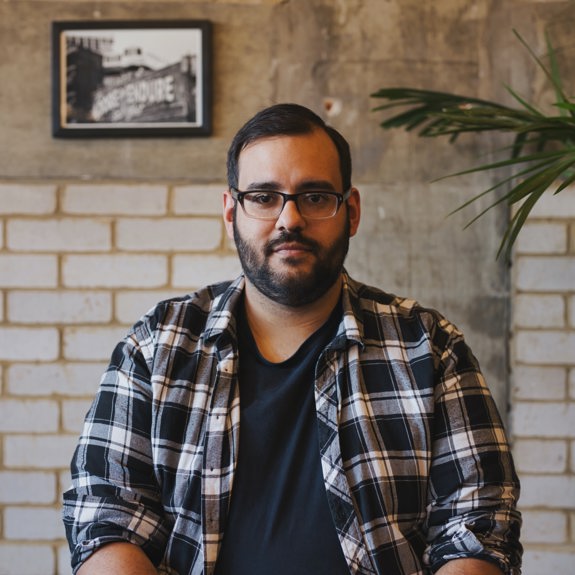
[272,242,313,254]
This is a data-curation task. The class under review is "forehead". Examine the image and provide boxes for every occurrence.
[237,129,342,188]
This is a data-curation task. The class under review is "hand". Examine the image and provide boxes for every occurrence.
[436,558,504,575]
[76,542,158,575]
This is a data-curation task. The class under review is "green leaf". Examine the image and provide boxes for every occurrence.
[370,32,575,258]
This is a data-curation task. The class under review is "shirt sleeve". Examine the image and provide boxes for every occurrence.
[62,321,170,573]
[424,316,522,575]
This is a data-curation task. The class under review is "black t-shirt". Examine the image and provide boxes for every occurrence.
[213,303,350,574]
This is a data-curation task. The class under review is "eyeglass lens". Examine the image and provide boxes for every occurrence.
[242,191,339,219]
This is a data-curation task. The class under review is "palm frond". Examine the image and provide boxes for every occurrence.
[371,30,575,258]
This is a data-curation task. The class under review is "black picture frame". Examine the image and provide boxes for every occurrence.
[51,20,212,138]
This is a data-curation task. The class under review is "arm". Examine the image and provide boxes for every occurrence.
[436,558,504,575]
[63,328,168,572]
[425,316,522,573]
[77,542,157,575]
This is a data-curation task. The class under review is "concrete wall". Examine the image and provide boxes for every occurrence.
[0,0,573,573]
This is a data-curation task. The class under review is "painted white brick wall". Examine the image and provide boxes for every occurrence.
[0,472,57,504]
[0,181,236,573]
[0,544,55,575]
[4,507,66,540]
[521,510,568,544]
[0,184,57,214]
[63,326,132,361]
[8,291,112,324]
[511,185,575,574]
[172,184,225,215]
[6,363,105,396]
[116,218,222,251]
[0,400,59,433]
[0,255,58,287]
[172,254,243,287]
[62,254,168,288]
[114,290,185,323]
[7,219,111,252]
[0,327,60,361]
[62,184,168,215]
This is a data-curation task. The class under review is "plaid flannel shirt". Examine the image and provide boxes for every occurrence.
[63,272,522,575]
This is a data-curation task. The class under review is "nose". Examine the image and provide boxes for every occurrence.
[275,195,306,231]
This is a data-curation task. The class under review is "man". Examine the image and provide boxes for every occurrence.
[63,103,522,575]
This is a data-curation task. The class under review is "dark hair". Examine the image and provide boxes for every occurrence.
[226,103,352,191]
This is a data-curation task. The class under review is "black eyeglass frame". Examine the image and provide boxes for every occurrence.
[230,188,352,220]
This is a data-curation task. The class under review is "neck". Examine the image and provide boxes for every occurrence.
[242,275,343,363]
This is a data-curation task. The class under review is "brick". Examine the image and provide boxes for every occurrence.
[62,399,93,434]
[63,184,167,215]
[0,183,56,214]
[115,289,184,324]
[7,219,111,252]
[515,331,575,364]
[0,544,55,575]
[58,544,74,575]
[515,222,568,254]
[520,510,568,544]
[4,435,79,468]
[512,366,566,400]
[0,399,59,432]
[116,218,222,251]
[570,295,575,328]
[0,254,58,287]
[512,402,575,438]
[8,291,112,324]
[522,548,575,575]
[530,184,575,218]
[0,472,56,504]
[513,439,567,473]
[516,256,575,291]
[172,254,242,288]
[0,327,59,361]
[519,475,575,508]
[7,363,105,396]
[4,507,66,541]
[570,369,575,400]
[59,470,72,495]
[63,254,167,288]
[172,184,225,215]
[513,294,565,328]
[63,326,127,361]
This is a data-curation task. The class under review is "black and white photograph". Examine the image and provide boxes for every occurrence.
[52,20,212,137]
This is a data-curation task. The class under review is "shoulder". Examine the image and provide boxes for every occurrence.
[343,274,463,345]
[131,278,242,345]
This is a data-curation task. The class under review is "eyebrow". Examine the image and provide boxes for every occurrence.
[244,180,338,192]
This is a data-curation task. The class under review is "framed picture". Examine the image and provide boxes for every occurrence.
[52,20,212,137]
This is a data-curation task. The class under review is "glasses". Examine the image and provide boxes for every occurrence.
[231,188,351,220]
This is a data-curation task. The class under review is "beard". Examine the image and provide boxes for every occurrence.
[233,217,350,307]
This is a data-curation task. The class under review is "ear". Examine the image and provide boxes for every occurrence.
[347,187,361,237]
[223,189,235,240]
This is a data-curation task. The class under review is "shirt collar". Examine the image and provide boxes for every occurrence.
[202,270,366,349]
[202,274,246,343]
[332,270,365,350]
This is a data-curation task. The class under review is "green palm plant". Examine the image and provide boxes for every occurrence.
[371,31,575,259]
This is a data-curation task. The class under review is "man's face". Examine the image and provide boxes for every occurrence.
[223,128,360,307]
